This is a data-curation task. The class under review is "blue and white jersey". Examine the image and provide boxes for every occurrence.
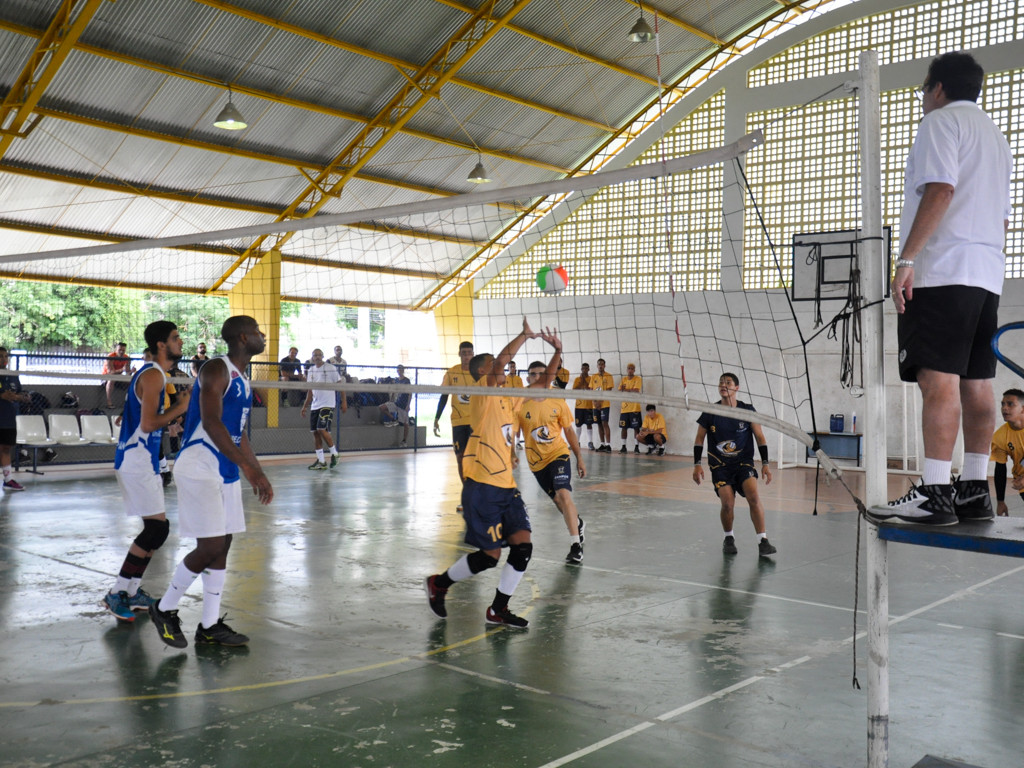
[696,401,757,469]
[178,355,251,483]
[114,362,164,474]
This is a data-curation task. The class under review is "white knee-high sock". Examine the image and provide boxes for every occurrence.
[158,561,201,611]
[200,569,227,628]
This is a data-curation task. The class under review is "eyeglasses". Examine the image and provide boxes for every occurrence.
[914,84,930,102]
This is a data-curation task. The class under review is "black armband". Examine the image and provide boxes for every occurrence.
[759,444,770,463]
[994,461,1007,502]
[693,445,703,465]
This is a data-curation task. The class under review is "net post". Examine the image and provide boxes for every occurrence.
[857,50,889,768]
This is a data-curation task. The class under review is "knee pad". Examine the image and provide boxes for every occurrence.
[507,542,533,572]
[467,550,499,574]
[134,518,170,552]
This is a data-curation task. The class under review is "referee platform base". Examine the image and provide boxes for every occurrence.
[912,756,987,768]
[871,515,1024,558]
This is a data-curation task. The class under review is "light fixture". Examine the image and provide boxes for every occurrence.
[467,155,491,184]
[213,85,247,130]
[629,2,655,42]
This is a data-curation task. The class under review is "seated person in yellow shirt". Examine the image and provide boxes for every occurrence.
[990,388,1024,517]
[638,404,667,455]
[514,360,587,564]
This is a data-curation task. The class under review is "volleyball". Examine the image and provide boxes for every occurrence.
[536,264,569,294]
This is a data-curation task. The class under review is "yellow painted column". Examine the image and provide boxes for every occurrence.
[433,282,474,360]
[227,248,282,427]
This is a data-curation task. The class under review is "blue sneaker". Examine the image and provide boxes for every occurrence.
[128,588,157,612]
[103,591,135,622]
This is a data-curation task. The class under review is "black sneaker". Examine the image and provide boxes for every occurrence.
[758,537,777,557]
[565,542,583,564]
[195,616,249,646]
[486,605,528,628]
[149,604,188,649]
[722,535,738,555]
[657,447,664,456]
[425,575,447,618]
[619,446,627,454]
[161,471,173,488]
[633,445,640,454]
[647,446,655,455]
[953,478,995,521]
[577,516,586,545]
[867,482,958,526]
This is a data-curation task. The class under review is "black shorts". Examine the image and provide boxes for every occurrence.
[309,407,335,432]
[619,411,642,430]
[532,456,573,499]
[711,464,758,498]
[0,427,15,447]
[574,409,594,427]
[898,285,998,382]
[593,407,610,423]
[452,424,473,455]
[461,478,531,549]
[640,433,664,445]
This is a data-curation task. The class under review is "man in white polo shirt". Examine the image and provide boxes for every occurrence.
[871,52,1012,527]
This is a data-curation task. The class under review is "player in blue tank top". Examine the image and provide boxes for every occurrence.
[149,315,273,649]
[692,372,777,558]
[103,321,191,622]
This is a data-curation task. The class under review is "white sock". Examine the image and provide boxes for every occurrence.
[159,458,169,472]
[2,465,10,479]
[961,453,989,482]
[329,446,338,456]
[497,563,525,595]
[316,449,325,462]
[200,569,227,629]
[757,532,767,541]
[447,554,474,582]
[923,458,953,486]
[158,561,201,611]
[723,530,735,538]
[127,576,142,597]
[570,535,580,544]
[576,426,583,441]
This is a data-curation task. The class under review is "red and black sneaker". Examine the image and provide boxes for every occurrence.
[485,605,528,628]
[425,575,448,618]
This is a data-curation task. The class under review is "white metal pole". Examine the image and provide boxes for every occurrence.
[858,50,889,768]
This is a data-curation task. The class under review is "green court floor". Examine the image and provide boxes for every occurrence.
[0,450,1020,767]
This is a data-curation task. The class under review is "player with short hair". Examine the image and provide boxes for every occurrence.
[638,403,667,455]
[0,346,30,492]
[425,319,561,628]
[434,341,476,488]
[589,358,614,452]
[380,364,412,446]
[102,321,191,621]
[301,348,345,470]
[149,315,274,648]
[692,373,776,558]
[572,363,595,450]
[617,363,643,453]
[514,359,587,564]
[990,388,1024,517]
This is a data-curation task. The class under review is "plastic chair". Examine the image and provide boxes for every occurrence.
[48,414,89,445]
[81,414,118,445]
[16,415,57,474]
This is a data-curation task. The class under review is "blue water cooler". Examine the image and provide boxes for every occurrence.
[829,413,845,433]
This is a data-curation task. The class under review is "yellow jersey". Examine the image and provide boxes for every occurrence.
[571,375,592,410]
[619,375,643,413]
[515,398,573,471]
[991,422,1024,479]
[441,363,476,427]
[589,372,614,408]
[464,394,516,488]
[503,374,524,389]
[642,412,666,434]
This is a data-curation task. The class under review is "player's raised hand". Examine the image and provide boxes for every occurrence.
[521,317,537,339]
[539,327,561,350]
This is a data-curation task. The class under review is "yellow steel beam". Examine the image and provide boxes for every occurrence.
[210,0,536,293]
[0,0,105,161]
[192,0,612,132]
[0,18,575,176]
[620,1,730,47]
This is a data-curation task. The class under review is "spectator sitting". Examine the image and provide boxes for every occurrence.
[190,342,209,377]
[102,341,135,409]
[327,345,349,382]
[279,346,305,406]
[638,404,667,455]
[379,365,412,447]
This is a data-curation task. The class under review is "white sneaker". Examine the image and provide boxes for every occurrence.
[867,482,957,526]
[399,441,408,448]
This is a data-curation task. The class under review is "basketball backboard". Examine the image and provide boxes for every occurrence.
[791,227,891,302]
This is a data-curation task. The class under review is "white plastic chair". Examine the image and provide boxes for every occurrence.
[48,414,89,445]
[81,414,118,445]
[16,415,56,474]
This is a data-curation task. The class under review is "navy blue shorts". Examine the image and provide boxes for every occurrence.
[532,456,573,499]
[619,411,642,430]
[593,407,610,423]
[452,424,472,455]
[309,407,334,432]
[461,478,531,550]
[711,464,758,498]
[574,409,594,427]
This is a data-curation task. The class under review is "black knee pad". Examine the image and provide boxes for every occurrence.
[507,542,533,572]
[467,550,499,574]
[134,518,170,552]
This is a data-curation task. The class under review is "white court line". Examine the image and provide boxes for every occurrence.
[436,663,552,695]
[996,632,1024,640]
[534,562,1024,768]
